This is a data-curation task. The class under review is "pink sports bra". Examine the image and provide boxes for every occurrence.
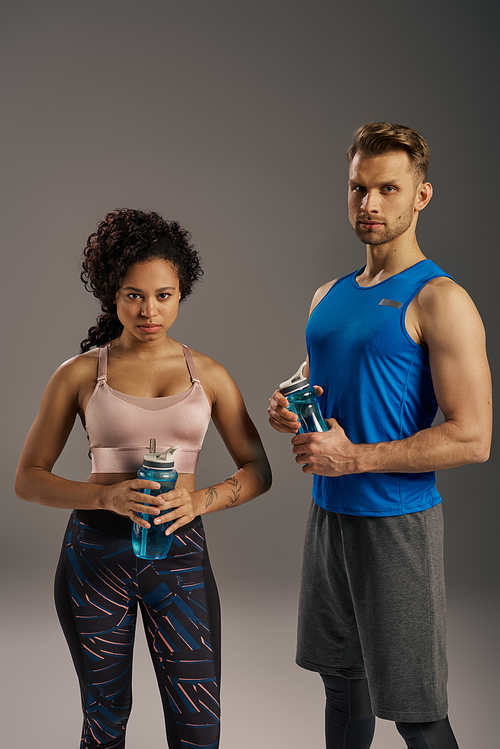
[85,344,211,474]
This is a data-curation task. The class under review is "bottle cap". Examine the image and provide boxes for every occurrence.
[143,443,180,469]
[279,362,309,396]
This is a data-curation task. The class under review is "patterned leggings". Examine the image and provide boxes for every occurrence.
[55,511,221,749]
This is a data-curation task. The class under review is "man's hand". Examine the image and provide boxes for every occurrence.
[291,419,359,476]
[268,384,324,434]
[268,390,300,433]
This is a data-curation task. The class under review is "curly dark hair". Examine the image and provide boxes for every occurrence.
[80,208,203,352]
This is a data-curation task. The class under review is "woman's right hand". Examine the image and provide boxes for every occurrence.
[102,479,166,528]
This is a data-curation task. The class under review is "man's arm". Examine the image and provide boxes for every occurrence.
[267,279,335,434]
[292,278,492,475]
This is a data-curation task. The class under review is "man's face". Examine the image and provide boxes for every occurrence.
[348,150,422,246]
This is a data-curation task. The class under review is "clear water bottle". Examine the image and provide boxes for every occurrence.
[132,441,179,560]
[279,363,328,434]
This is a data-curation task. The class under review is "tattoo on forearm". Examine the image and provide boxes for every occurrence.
[205,486,218,508]
[224,476,241,509]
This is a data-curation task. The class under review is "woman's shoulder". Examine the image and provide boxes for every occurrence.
[187,346,228,379]
[186,346,238,400]
[50,348,100,389]
[36,349,100,415]
[185,346,248,414]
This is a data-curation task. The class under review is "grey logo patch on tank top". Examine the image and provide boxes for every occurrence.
[379,298,403,309]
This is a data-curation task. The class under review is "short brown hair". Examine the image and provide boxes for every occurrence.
[347,122,430,181]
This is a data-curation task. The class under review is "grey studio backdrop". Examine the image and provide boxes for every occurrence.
[1,1,498,747]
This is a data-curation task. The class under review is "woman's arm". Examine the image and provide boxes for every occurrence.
[15,359,165,525]
[155,359,272,535]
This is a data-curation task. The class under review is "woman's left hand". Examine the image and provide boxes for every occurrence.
[153,487,200,535]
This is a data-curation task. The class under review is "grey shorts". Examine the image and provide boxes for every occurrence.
[296,501,448,722]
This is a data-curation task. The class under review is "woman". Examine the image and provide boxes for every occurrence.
[15,208,272,749]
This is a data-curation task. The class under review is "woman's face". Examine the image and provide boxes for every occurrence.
[115,259,182,343]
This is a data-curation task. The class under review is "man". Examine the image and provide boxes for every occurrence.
[268,123,491,749]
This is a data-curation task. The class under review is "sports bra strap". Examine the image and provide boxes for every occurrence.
[181,344,200,383]
[97,345,108,384]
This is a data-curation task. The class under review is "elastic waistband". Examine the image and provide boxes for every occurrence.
[75,509,133,537]
[74,509,201,539]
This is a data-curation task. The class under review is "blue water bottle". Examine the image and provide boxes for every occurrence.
[132,440,179,560]
[279,363,328,433]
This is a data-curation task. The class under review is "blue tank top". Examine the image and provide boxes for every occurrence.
[306,259,453,516]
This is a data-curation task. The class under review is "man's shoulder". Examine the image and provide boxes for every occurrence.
[417,275,464,310]
[406,275,473,347]
[309,277,342,316]
[414,276,482,343]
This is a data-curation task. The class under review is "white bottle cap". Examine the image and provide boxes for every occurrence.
[143,444,180,469]
[279,362,308,396]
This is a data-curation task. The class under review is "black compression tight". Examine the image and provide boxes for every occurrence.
[321,675,459,749]
[395,718,459,749]
[321,675,375,749]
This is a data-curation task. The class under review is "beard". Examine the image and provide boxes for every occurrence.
[349,203,415,245]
